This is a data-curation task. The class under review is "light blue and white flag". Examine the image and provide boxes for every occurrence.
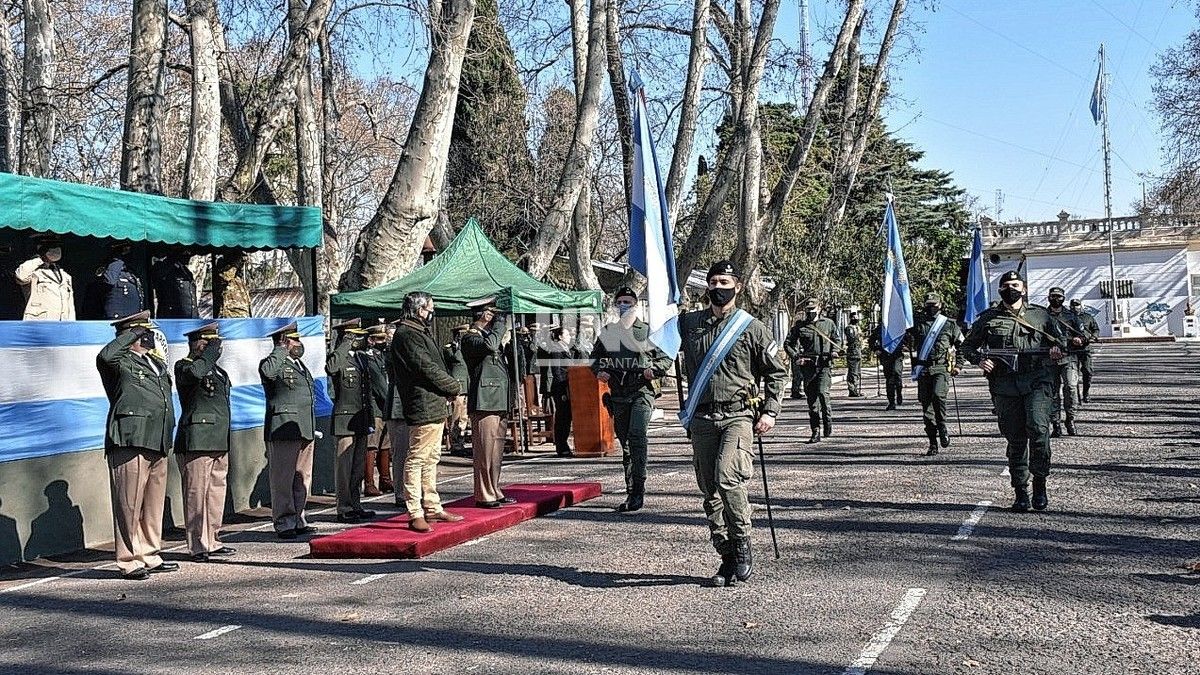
[880,198,913,353]
[964,224,990,326]
[628,69,682,358]
[0,317,332,463]
[1089,50,1105,125]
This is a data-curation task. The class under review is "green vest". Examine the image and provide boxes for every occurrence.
[259,345,316,442]
[326,337,372,436]
[96,331,175,455]
[174,341,232,453]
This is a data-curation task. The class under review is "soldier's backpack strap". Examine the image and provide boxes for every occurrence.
[678,309,754,430]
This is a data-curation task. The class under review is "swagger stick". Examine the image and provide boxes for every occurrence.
[745,386,780,560]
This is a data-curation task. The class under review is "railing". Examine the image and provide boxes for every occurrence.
[985,214,1200,240]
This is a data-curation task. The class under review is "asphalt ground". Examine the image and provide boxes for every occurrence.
[0,342,1197,674]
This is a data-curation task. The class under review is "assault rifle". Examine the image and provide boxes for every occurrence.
[975,346,1070,375]
[791,352,832,367]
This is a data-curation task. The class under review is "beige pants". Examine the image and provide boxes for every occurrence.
[470,412,507,503]
[387,420,410,494]
[268,439,314,532]
[449,395,468,441]
[108,448,168,574]
[368,416,390,450]
[335,434,367,515]
[179,452,229,555]
[403,422,445,518]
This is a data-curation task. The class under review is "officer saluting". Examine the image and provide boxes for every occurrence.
[326,318,376,524]
[784,297,841,443]
[259,321,318,539]
[678,260,786,587]
[175,322,235,562]
[96,310,178,580]
[962,271,1066,512]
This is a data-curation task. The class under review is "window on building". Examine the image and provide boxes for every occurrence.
[1191,274,1200,297]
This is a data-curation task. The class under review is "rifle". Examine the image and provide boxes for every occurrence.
[740,385,781,561]
[790,352,832,367]
[974,346,1071,375]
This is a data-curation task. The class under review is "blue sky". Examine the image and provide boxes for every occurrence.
[869,0,1194,222]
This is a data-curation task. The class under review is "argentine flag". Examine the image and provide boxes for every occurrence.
[628,70,681,358]
[880,198,913,353]
[964,224,990,326]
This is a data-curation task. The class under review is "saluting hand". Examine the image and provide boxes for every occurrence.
[1049,346,1064,361]
[1070,337,1083,348]
[754,414,775,435]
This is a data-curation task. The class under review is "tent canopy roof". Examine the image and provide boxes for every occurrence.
[0,173,322,250]
[331,218,603,317]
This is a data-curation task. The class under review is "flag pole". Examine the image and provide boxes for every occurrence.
[1099,43,1119,334]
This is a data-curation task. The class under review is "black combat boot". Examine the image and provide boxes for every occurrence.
[926,433,939,456]
[807,427,820,444]
[807,413,821,443]
[939,426,951,448]
[711,540,736,587]
[617,485,644,514]
[1065,417,1077,436]
[1051,422,1062,438]
[1032,477,1048,511]
[885,400,897,411]
[1081,381,1091,403]
[733,538,753,582]
[822,416,833,438]
[1012,485,1031,512]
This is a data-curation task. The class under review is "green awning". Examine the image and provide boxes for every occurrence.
[331,218,603,317]
[0,173,322,250]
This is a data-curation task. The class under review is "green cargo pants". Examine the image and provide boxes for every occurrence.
[1051,361,1079,422]
[993,378,1054,488]
[798,363,832,428]
[847,358,862,395]
[917,371,950,435]
[610,391,654,498]
[690,414,754,547]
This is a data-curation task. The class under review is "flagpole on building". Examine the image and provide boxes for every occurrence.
[1099,43,1119,333]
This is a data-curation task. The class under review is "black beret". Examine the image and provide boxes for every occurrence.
[1048,287,1066,297]
[614,286,638,301]
[998,270,1024,284]
[707,259,738,281]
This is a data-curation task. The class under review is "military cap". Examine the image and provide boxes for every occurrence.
[516,327,530,335]
[184,321,220,340]
[527,322,545,331]
[31,232,62,246]
[924,292,942,305]
[451,323,471,334]
[803,297,819,309]
[706,259,738,281]
[267,321,301,340]
[614,286,638,302]
[1069,299,1083,308]
[111,310,156,334]
[1048,286,1066,298]
[366,323,389,336]
[332,318,367,334]
[998,270,1024,284]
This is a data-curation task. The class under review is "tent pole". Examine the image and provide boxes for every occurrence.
[509,312,529,454]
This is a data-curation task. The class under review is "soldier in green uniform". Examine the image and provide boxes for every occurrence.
[679,260,786,587]
[962,271,1066,512]
[462,304,515,508]
[259,321,318,539]
[175,322,236,562]
[326,318,377,524]
[443,324,472,457]
[543,325,582,457]
[97,310,178,580]
[591,287,673,513]
[844,314,864,397]
[906,293,963,455]
[1046,288,1090,436]
[361,323,393,496]
[784,298,842,443]
[870,328,906,409]
[1070,299,1100,403]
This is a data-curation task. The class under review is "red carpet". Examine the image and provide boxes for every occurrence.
[308,482,603,559]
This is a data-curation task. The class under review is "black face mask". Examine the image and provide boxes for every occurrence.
[926,304,940,315]
[1049,298,1064,309]
[708,287,737,307]
[805,311,818,321]
[999,287,1024,305]
[289,343,306,360]
[138,332,156,350]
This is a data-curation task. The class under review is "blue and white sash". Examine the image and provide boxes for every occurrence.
[911,314,947,381]
[678,309,754,430]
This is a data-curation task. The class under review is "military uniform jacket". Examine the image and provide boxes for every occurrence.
[1047,308,1090,363]
[100,258,144,320]
[461,318,514,414]
[96,331,174,455]
[259,345,316,442]
[906,312,963,376]
[784,318,842,365]
[361,347,389,419]
[443,341,471,394]
[962,303,1065,397]
[151,258,198,319]
[391,319,462,425]
[383,355,406,422]
[679,308,786,417]
[843,324,863,360]
[15,258,75,321]
[174,341,232,453]
[326,337,372,436]
[1077,311,1100,352]
[590,319,672,401]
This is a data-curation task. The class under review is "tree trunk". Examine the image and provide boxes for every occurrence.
[566,0,601,291]
[19,0,55,177]
[0,11,17,173]
[664,0,710,226]
[604,0,633,209]
[183,0,222,202]
[315,26,345,315]
[121,0,167,194]
[285,0,322,315]
[523,0,606,280]
[343,0,477,291]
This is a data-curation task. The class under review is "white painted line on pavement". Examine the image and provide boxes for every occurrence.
[1000,466,1010,477]
[350,574,386,585]
[194,625,242,640]
[537,475,577,481]
[952,501,992,541]
[842,587,927,675]
[463,537,490,547]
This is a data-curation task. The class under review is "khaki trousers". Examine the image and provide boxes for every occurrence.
[179,452,229,555]
[387,420,410,494]
[335,434,367,515]
[108,448,168,574]
[368,416,390,450]
[403,422,445,518]
[470,412,507,503]
[268,439,314,532]
[449,395,469,445]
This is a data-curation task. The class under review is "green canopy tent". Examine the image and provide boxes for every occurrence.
[330,218,603,317]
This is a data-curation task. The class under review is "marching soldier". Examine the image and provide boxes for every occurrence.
[462,303,515,509]
[96,311,177,580]
[444,323,472,457]
[544,326,582,458]
[784,298,842,443]
[870,328,906,409]
[326,318,377,524]
[962,271,1065,512]
[679,260,786,587]
[1045,288,1089,436]
[259,322,318,539]
[844,313,864,397]
[15,233,75,321]
[592,287,672,512]
[361,323,394,496]
[174,322,235,562]
[906,293,963,455]
[1070,299,1100,403]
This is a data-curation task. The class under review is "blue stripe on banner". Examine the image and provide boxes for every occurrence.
[0,378,332,463]
[0,316,327,348]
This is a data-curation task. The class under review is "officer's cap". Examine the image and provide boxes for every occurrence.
[1069,298,1083,308]
[111,310,156,334]
[31,232,61,247]
[268,321,301,341]
[332,318,367,335]
[998,270,1024,285]
[527,322,546,331]
[451,323,471,334]
[1048,286,1066,298]
[516,327,530,335]
[925,292,942,305]
[366,323,389,337]
[614,286,638,302]
[184,321,220,341]
[706,259,739,282]
[803,297,819,310]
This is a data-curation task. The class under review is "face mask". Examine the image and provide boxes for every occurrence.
[1049,297,1064,308]
[926,304,940,315]
[805,310,817,320]
[289,343,306,360]
[999,287,1023,305]
[43,248,62,263]
[139,332,157,351]
[423,312,434,327]
[616,303,634,316]
[708,287,736,307]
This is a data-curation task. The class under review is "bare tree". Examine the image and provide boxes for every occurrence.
[121,0,167,193]
[20,0,56,177]
[0,8,16,172]
[182,0,222,201]
[663,0,710,226]
[568,0,601,290]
